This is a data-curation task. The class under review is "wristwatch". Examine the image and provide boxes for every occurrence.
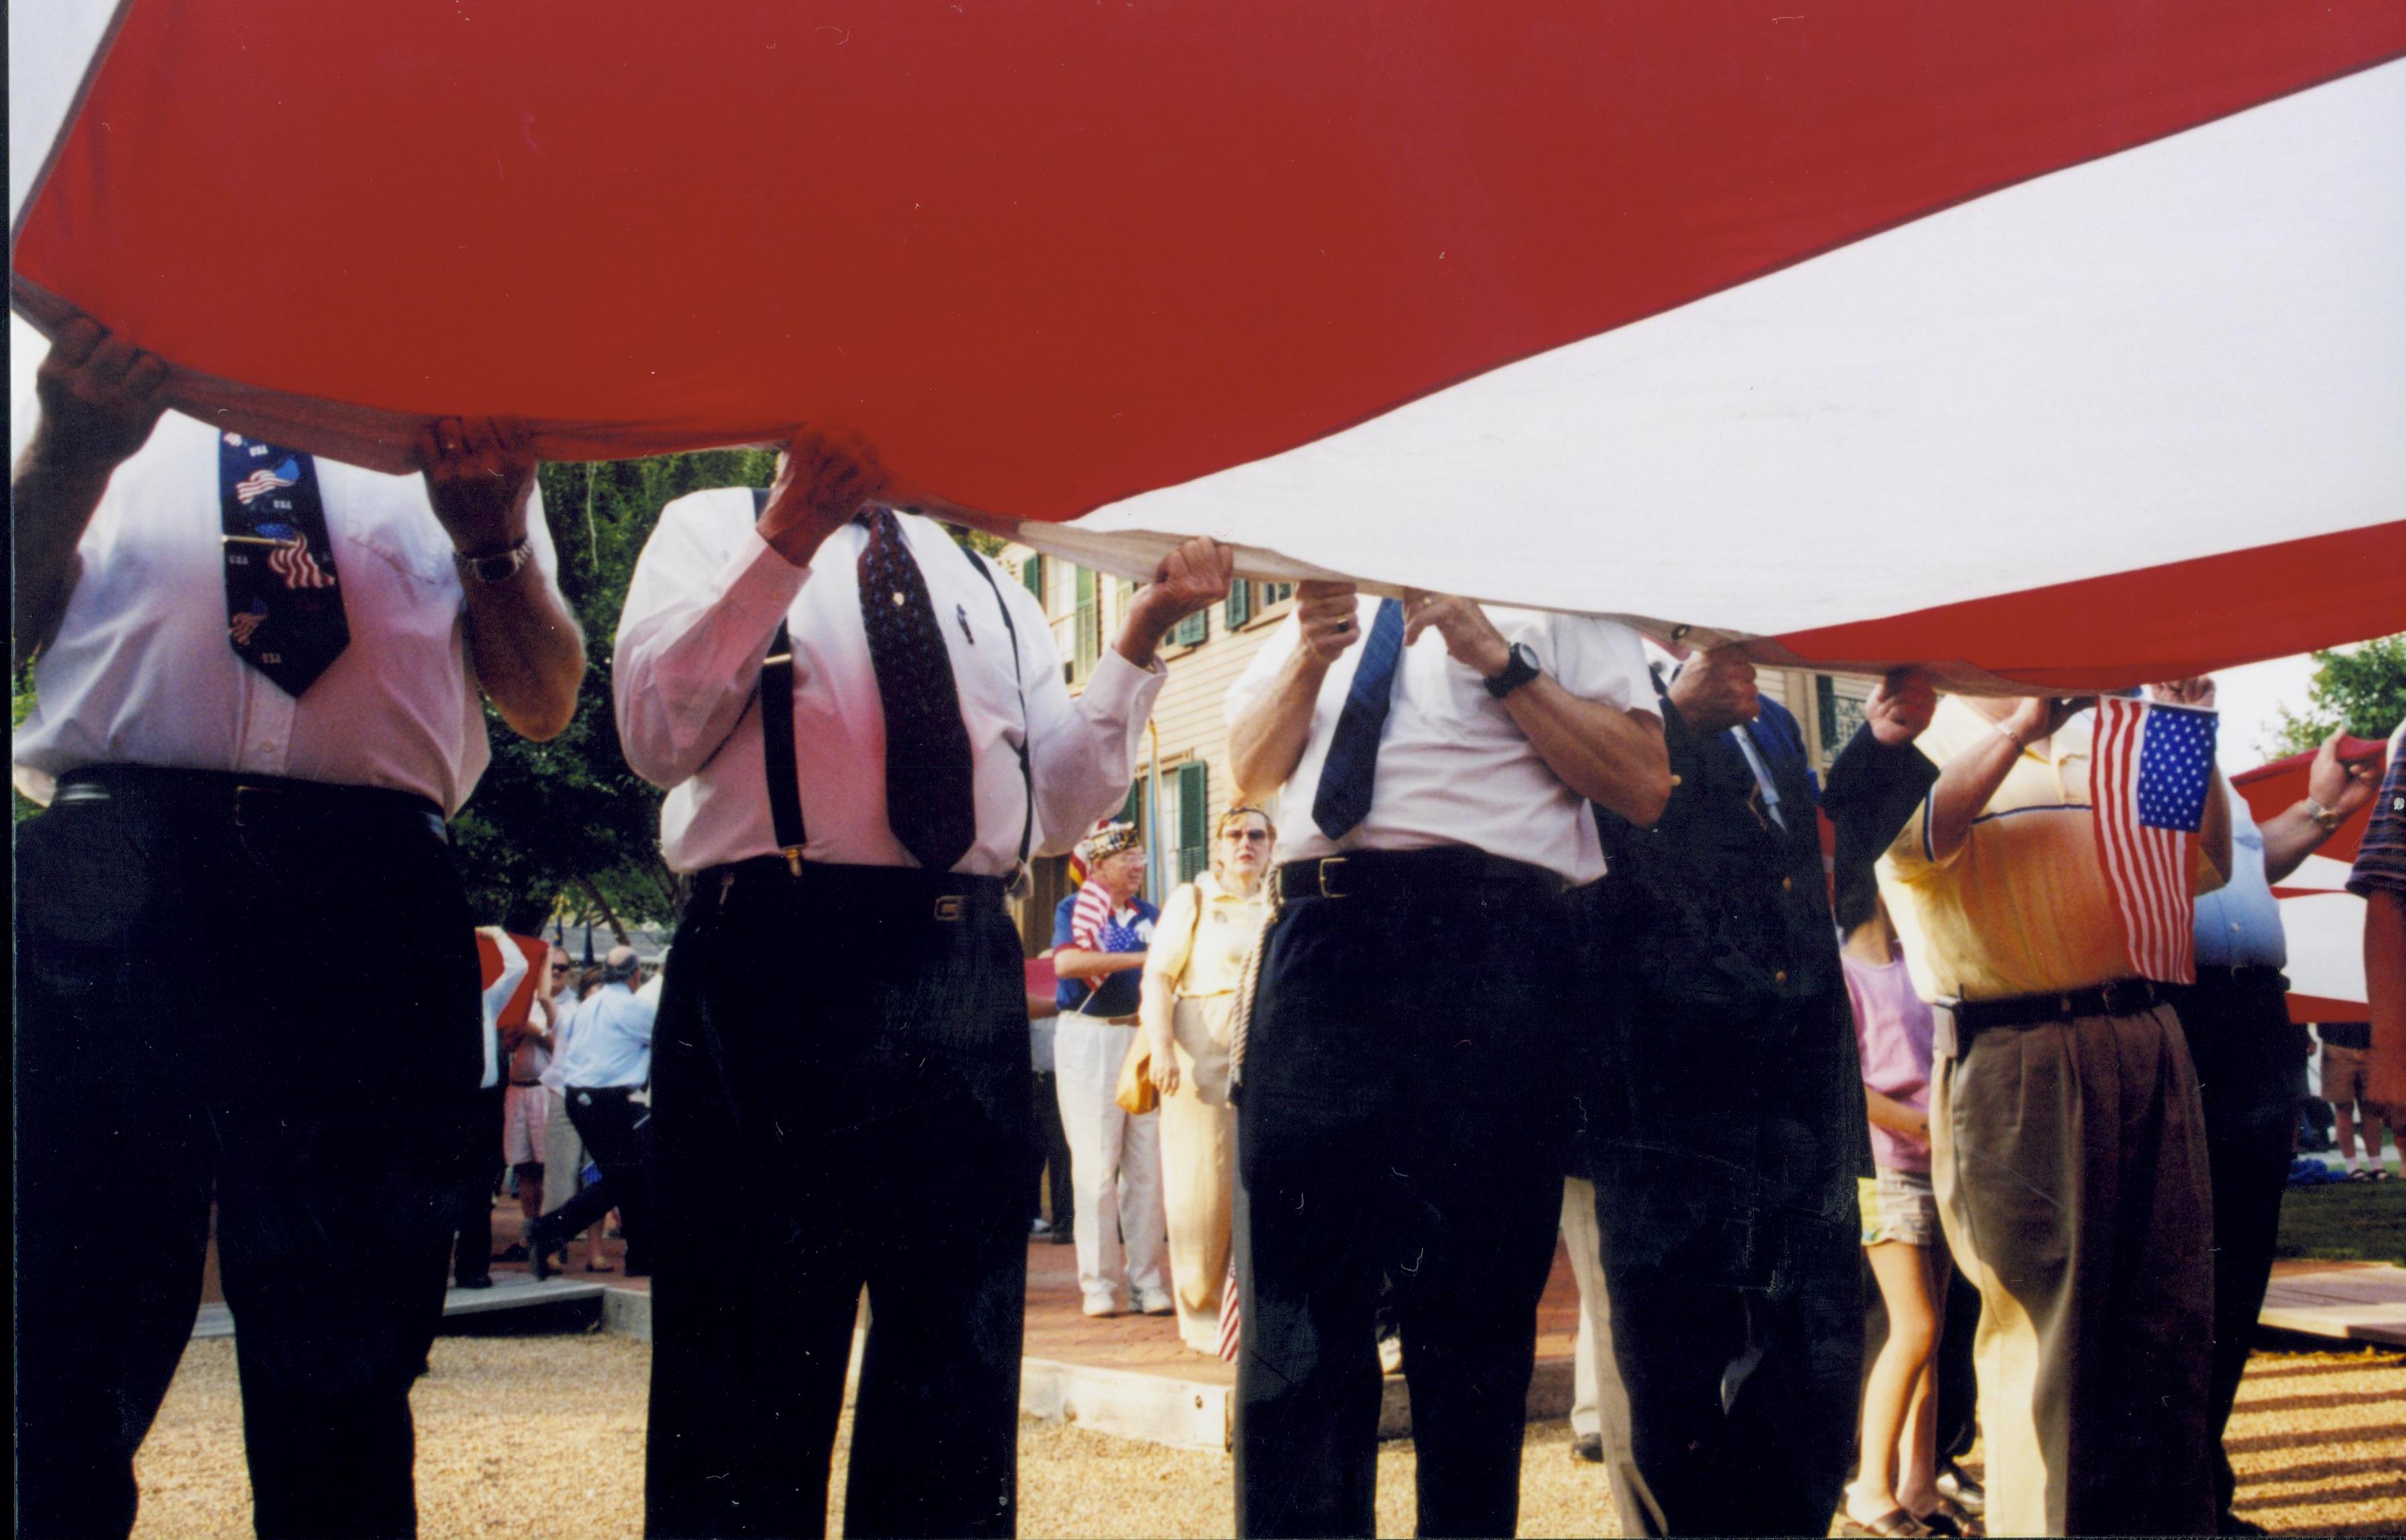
[454,535,535,585]
[1484,641,1542,700]
[2302,796,2346,834]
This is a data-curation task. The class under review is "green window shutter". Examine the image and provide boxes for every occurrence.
[1021,553,1045,600]
[1225,580,1253,630]
[1118,781,1144,829]
[1175,761,1209,883]
[1173,609,1208,647]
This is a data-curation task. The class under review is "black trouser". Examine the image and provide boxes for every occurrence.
[535,1087,654,1272]
[16,767,478,1540]
[1031,1066,1074,1235]
[1585,989,1866,1536]
[444,1084,508,1284]
[2165,967,2304,1525]
[1234,852,1571,1539]
[646,860,1031,1540]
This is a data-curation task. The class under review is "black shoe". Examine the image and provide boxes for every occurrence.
[528,1230,556,1282]
[493,1242,530,1264]
[456,1272,492,1290]
[1570,1433,1604,1465]
[1048,1228,1075,1246]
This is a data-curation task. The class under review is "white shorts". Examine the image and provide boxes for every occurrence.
[503,1083,551,1167]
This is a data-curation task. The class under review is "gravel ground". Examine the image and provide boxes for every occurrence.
[129,1335,2405,1537]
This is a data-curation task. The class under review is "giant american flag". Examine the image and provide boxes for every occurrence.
[2091,698,2218,985]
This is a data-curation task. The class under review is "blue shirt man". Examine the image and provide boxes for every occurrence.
[551,975,656,1089]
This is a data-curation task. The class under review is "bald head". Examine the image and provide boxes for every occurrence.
[602,945,639,983]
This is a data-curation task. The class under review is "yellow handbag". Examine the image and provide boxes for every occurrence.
[1114,1034,1158,1115]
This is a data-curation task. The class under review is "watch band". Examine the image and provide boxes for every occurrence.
[2302,796,2345,832]
[454,536,535,585]
[1484,641,1542,700]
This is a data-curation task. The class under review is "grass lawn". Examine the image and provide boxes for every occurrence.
[2274,1177,2406,1265]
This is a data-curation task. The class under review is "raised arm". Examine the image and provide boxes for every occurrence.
[1018,537,1228,852]
[417,417,584,740]
[12,320,168,669]
[611,431,885,789]
[1925,696,2085,863]
[1228,582,1363,797]
[2260,731,2382,883]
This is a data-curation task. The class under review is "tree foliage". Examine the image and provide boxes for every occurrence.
[2268,634,2406,758]
[452,449,776,933]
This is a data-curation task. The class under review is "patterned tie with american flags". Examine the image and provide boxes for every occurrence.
[219,433,349,696]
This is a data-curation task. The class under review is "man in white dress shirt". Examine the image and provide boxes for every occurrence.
[1224,581,1670,1539]
[614,429,1228,1538]
[13,320,584,1540]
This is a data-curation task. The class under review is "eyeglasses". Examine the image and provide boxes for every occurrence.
[1220,829,1271,844]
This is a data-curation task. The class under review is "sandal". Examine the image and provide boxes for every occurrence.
[1842,1511,1934,1539]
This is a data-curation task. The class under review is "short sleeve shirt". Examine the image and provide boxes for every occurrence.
[1224,600,1654,883]
[2345,721,2406,900]
[1052,891,1158,1018]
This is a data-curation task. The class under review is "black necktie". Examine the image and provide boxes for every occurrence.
[219,433,349,696]
[855,508,977,871]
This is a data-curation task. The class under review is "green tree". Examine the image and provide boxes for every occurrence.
[2266,634,2406,757]
[452,449,777,934]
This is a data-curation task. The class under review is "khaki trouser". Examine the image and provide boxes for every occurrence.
[1560,1176,1665,1537]
[540,1087,586,1216]
[1159,994,1237,1352]
[1932,1001,2215,1537]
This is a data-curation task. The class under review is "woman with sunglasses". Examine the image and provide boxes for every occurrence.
[1139,804,1277,1353]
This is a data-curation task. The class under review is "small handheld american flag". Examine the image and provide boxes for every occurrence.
[2091,697,2218,985]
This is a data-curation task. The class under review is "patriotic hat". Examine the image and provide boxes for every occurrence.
[1076,822,1142,867]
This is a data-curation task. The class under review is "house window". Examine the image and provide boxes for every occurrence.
[1815,674,1871,769]
[1225,582,1252,630]
[1173,609,1208,647]
[1021,553,1045,601]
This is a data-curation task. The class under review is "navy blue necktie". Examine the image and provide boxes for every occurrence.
[855,508,978,872]
[1312,597,1404,840]
[219,433,348,696]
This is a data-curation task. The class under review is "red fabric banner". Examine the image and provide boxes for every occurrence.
[15,0,2404,518]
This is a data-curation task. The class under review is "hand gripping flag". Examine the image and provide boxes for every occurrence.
[2232,734,2392,1022]
[2091,698,2219,985]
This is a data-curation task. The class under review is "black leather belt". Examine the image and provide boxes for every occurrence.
[54,765,447,842]
[2189,964,2288,992]
[704,855,1008,922]
[1272,846,1563,903]
[1952,977,2162,1037]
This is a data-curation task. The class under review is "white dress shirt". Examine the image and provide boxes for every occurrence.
[1226,597,1655,884]
[10,408,562,814]
[550,981,656,1090]
[615,492,1164,875]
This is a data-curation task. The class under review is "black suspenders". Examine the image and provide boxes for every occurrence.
[749,490,1032,879]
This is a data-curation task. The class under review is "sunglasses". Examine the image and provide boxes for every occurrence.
[1220,829,1271,843]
